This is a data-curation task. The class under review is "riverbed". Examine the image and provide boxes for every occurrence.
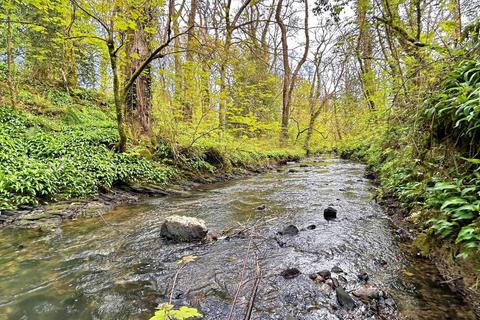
[0,157,475,319]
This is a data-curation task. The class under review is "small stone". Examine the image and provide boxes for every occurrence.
[281,268,301,279]
[279,224,299,236]
[353,286,383,300]
[288,168,298,173]
[299,164,309,168]
[324,207,337,220]
[306,224,316,230]
[317,270,331,279]
[336,287,356,310]
[331,265,343,273]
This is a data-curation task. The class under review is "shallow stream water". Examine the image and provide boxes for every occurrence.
[0,158,476,319]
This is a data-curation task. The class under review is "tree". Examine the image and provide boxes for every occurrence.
[276,0,309,144]
[71,0,184,152]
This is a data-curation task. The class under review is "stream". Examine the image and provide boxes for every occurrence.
[0,157,476,319]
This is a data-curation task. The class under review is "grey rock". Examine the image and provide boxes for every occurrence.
[160,215,208,242]
[336,287,356,310]
[279,224,299,236]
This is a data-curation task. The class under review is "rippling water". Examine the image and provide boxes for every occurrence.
[0,158,475,319]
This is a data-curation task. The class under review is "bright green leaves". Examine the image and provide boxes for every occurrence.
[0,106,173,210]
[427,177,480,258]
[440,197,468,210]
[424,57,480,141]
[149,304,202,320]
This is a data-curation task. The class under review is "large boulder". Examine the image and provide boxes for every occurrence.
[160,215,208,242]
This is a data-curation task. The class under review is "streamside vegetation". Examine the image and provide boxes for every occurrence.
[0,0,479,306]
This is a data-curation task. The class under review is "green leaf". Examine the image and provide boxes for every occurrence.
[441,197,468,210]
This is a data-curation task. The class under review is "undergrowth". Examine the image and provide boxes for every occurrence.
[0,88,303,211]
[337,57,480,261]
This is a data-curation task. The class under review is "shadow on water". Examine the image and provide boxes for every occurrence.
[0,157,475,319]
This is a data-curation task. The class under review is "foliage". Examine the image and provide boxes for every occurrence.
[424,57,480,155]
[149,304,202,320]
[0,105,172,210]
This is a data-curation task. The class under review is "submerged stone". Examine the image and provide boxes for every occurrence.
[331,265,343,273]
[279,224,299,236]
[160,215,208,242]
[280,268,301,279]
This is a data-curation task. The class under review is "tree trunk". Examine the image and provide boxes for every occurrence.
[356,0,375,109]
[6,6,16,107]
[182,0,197,121]
[125,13,153,137]
[276,0,291,144]
[276,0,309,144]
[108,41,128,152]
[219,31,232,130]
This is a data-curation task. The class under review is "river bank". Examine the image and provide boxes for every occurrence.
[360,164,480,318]
[0,153,299,230]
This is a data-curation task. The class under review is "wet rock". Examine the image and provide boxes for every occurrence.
[288,168,299,173]
[323,207,337,220]
[299,164,309,168]
[339,188,346,191]
[256,204,266,211]
[280,268,301,279]
[279,224,299,236]
[336,287,356,310]
[353,286,383,301]
[160,215,208,242]
[357,272,369,282]
[306,224,316,230]
[206,232,219,241]
[317,270,331,280]
[331,265,343,273]
[286,161,297,165]
[364,172,376,180]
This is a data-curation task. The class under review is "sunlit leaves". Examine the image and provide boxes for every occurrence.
[149,304,202,320]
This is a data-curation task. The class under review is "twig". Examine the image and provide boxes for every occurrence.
[243,261,262,320]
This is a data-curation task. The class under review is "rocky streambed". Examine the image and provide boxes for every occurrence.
[0,157,476,319]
